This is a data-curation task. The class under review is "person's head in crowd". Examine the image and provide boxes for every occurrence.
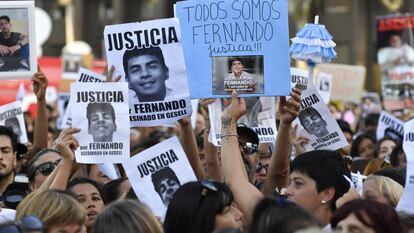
[337,119,353,156]
[87,164,112,185]
[398,212,414,233]
[389,33,403,48]
[389,143,407,169]
[92,199,163,233]
[254,143,272,189]
[298,107,329,138]
[86,102,117,142]
[151,166,180,207]
[0,215,44,233]
[350,133,376,160]
[363,113,380,133]
[328,103,342,119]
[16,189,86,233]
[286,150,350,225]
[362,175,403,207]
[0,126,19,194]
[237,124,259,182]
[67,177,105,232]
[248,196,319,233]
[164,180,243,233]
[350,158,369,174]
[196,133,207,174]
[373,167,405,187]
[45,104,59,128]
[27,148,61,191]
[331,199,404,233]
[123,46,169,102]
[4,117,22,139]
[375,137,398,161]
[102,177,132,204]
[195,113,206,135]
[47,127,57,148]
[363,158,391,176]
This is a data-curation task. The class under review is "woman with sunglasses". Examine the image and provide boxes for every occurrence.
[164,180,243,233]
[27,148,61,191]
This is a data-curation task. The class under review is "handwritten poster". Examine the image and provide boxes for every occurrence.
[176,0,291,98]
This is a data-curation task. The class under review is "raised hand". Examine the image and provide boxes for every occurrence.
[105,65,122,82]
[278,87,301,124]
[31,67,48,102]
[221,90,246,123]
[53,127,81,162]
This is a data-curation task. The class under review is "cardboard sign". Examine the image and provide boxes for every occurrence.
[208,97,276,146]
[176,0,291,98]
[70,82,130,163]
[317,64,366,104]
[104,18,192,127]
[0,101,28,143]
[292,68,348,151]
[396,118,414,214]
[376,110,404,141]
[122,136,197,219]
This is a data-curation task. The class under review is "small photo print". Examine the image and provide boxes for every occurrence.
[212,55,264,95]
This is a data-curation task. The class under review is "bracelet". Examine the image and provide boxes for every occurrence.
[220,134,238,138]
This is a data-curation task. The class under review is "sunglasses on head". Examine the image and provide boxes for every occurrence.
[239,142,258,155]
[200,179,218,196]
[0,215,44,233]
[34,159,61,176]
[255,163,269,173]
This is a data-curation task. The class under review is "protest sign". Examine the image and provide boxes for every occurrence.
[57,93,70,129]
[176,0,291,98]
[104,18,192,127]
[316,72,332,104]
[208,97,276,146]
[350,172,366,196]
[190,99,199,129]
[122,136,196,219]
[376,110,404,141]
[396,118,414,214]
[291,68,309,91]
[292,68,348,151]
[317,64,366,104]
[60,68,106,129]
[0,101,27,143]
[377,14,414,112]
[70,82,129,163]
[61,53,82,80]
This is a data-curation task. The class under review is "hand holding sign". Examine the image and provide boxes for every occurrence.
[31,67,48,102]
[222,91,246,123]
[53,127,81,162]
[279,87,301,124]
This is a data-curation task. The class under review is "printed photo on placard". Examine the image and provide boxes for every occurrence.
[60,68,106,129]
[70,82,129,163]
[0,1,37,79]
[208,97,276,146]
[0,101,27,143]
[376,110,404,142]
[57,93,70,129]
[104,18,192,127]
[212,56,264,95]
[176,0,291,98]
[291,68,348,151]
[396,118,414,214]
[316,72,332,104]
[62,53,82,80]
[122,136,197,219]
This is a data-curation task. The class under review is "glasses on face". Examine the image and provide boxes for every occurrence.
[0,215,44,233]
[239,142,258,155]
[34,159,61,177]
[255,163,269,173]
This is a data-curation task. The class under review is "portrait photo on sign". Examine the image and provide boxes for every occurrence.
[212,55,264,95]
[0,1,36,79]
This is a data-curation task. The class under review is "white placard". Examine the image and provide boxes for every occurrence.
[291,68,348,151]
[209,97,276,146]
[0,101,28,143]
[70,82,130,163]
[122,136,196,219]
[376,110,404,140]
[316,72,332,104]
[104,18,192,127]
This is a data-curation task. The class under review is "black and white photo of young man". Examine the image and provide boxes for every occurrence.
[298,106,329,138]
[151,166,181,207]
[86,102,117,142]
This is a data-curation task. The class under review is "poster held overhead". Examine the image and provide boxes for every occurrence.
[0,101,28,143]
[70,82,130,164]
[376,110,404,142]
[122,136,197,219]
[104,18,192,127]
[176,0,291,98]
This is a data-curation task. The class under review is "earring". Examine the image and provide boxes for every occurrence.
[321,200,327,204]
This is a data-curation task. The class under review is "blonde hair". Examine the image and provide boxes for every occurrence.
[363,158,392,176]
[16,190,85,229]
[365,175,403,207]
[92,199,163,233]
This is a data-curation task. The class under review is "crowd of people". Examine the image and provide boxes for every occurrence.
[0,64,411,233]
